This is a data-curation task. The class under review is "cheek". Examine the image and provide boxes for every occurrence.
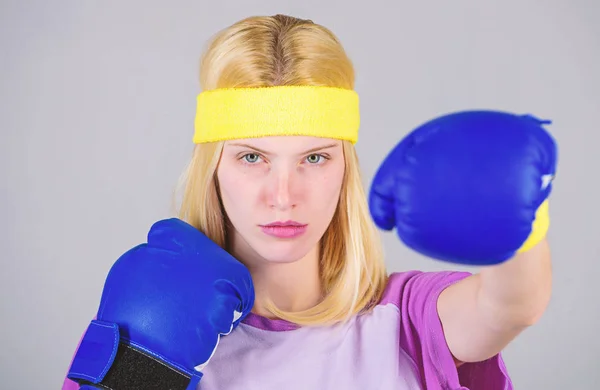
[217,164,256,221]
[308,164,344,214]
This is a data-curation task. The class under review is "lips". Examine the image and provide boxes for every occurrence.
[262,220,305,227]
[259,220,308,238]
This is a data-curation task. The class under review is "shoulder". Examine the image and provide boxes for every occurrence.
[378,270,472,310]
[375,270,473,350]
[375,270,513,390]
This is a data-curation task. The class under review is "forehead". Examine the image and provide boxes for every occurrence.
[224,136,342,153]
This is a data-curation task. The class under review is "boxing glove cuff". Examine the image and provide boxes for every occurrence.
[67,320,200,390]
[516,199,550,254]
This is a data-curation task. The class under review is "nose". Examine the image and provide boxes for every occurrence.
[267,166,298,211]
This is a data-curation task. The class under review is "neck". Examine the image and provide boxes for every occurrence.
[228,236,322,319]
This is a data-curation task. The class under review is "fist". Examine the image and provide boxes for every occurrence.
[67,218,255,389]
[369,110,558,265]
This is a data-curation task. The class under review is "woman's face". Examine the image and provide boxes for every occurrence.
[216,135,345,265]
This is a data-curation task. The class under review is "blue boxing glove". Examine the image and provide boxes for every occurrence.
[369,110,558,265]
[66,218,255,389]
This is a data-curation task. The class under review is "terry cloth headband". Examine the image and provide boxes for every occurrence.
[193,86,360,144]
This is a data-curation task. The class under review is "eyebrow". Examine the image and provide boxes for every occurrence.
[227,142,340,155]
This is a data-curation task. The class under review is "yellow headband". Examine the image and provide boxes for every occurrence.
[193,86,360,144]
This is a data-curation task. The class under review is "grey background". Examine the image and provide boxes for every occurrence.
[2,0,598,388]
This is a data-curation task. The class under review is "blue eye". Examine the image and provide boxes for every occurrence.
[306,154,325,164]
[243,153,261,163]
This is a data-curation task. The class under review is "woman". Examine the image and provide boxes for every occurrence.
[63,13,555,390]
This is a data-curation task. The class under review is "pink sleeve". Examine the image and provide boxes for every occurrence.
[381,271,513,390]
[62,377,79,390]
[61,321,93,390]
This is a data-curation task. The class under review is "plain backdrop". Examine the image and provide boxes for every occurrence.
[2,0,598,388]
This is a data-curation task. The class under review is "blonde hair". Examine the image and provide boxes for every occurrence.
[177,14,388,326]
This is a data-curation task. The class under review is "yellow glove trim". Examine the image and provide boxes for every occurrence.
[193,86,360,144]
[517,199,550,253]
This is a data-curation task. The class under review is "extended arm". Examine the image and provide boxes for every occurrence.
[368,110,558,369]
[438,238,552,365]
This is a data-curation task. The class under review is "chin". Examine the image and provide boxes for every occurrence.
[252,237,315,264]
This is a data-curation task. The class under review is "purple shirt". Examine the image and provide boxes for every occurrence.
[62,271,512,389]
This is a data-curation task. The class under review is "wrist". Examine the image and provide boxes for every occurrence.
[67,320,201,390]
[80,342,198,390]
[479,240,552,328]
